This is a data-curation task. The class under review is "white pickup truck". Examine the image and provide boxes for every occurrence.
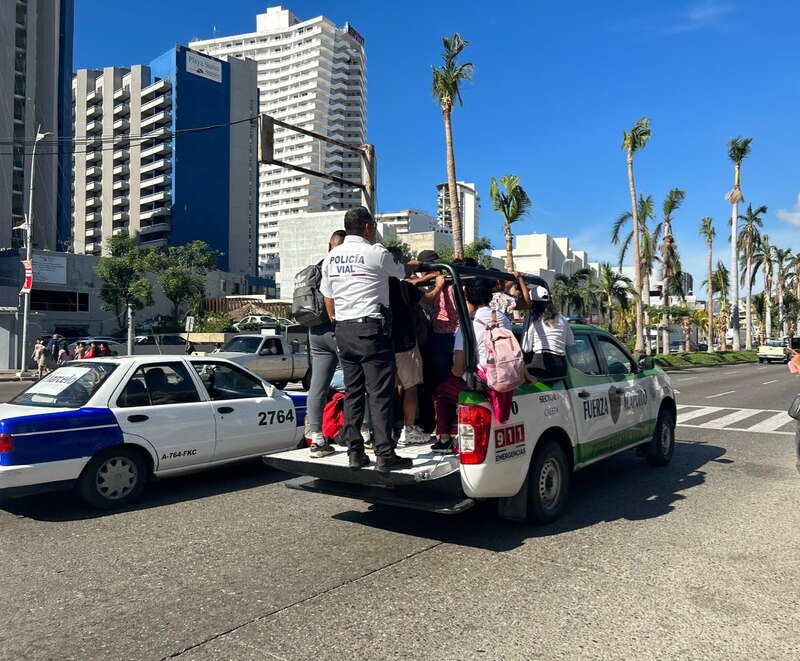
[215,334,311,391]
[264,265,677,525]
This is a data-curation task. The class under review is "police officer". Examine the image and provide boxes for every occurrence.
[320,207,416,472]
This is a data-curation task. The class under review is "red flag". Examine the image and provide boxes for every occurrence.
[20,260,32,294]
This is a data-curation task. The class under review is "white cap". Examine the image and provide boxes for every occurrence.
[532,285,550,301]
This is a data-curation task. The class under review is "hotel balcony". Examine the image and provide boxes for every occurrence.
[87,89,102,104]
[140,158,170,175]
[139,205,170,220]
[113,118,129,131]
[141,78,171,100]
[141,94,171,114]
[140,110,171,129]
[140,142,171,160]
[86,150,101,163]
[113,102,130,117]
[139,236,169,249]
[85,226,101,238]
[85,196,101,208]
[112,180,129,192]
[112,211,129,223]
[112,149,129,161]
[85,181,101,193]
[86,120,102,134]
[140,174,170,189]
[139,222,171,235]
[112,195,129,208]
[86,165,102,179]
[113,88,130,102]
[111,227,128,236]
[85,212,101,223]
[85,241,101,252]
[86,104,102,119]
[140,190,170,205]
[112,164,129,176]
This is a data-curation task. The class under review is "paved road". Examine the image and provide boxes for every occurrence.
[0,366,798,660]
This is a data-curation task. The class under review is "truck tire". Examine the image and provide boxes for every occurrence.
[526,439,570,525]
[758,357,764,363]
[646,409,675,467]
[77,445,149,509]
[301,369,312,391]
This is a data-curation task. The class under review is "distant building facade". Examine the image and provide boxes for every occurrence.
[436,181,479,244]
[192,6,368,286]
[72,45,258,275]
[493,233,596,284]
[0,0,74,251]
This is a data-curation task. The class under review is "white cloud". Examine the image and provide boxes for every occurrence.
[776,194,800,228]
[667,0,735,33]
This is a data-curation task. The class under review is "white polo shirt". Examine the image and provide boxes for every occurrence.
[320,235,406,321]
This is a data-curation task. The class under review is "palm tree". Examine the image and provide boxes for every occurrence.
[775,247,793,337]
[621,117,652,354]
[598,262,634,331]
[792,254,800,337]
[736,203,766,350]
[432,33,474,259]
[489,175,532,271]
[705,261,730,351]
[699,217,716,352]
[660,188,685,353]
[751,292,766,344]
[553,267,594,317]
[752,234,775,339]
[724,136,753,350]
[613,194,659,354]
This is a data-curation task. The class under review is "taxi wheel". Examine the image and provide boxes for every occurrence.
[646,409,675,467]
[77,446,149,509]
[526,439,570,525]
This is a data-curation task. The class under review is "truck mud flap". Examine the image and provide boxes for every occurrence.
[286,475,475,515]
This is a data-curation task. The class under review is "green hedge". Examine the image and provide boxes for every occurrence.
[654,350,758,369]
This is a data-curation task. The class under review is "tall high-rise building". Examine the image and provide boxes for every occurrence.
[0,0,74,251]
[192,6,367,288]
[72,46,258,275]
[436,181,479,245]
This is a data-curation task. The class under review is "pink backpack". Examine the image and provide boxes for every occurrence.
[478,310,527,392]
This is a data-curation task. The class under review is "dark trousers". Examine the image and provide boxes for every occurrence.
[428,331,455,388]
[335,320,396,458]
[531,352,567,380]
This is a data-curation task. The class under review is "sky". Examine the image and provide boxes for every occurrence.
[73,0,800,292]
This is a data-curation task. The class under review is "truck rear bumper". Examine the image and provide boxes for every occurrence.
[286,475,474,514]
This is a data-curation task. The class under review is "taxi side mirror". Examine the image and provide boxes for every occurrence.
[638,356,654,371]
[788,394,800,420]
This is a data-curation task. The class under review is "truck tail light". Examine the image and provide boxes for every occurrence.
[0,433,13,453]
[458,405,492,465]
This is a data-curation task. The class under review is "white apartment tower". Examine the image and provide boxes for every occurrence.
[436,181,480,245]
[192,6,367,288]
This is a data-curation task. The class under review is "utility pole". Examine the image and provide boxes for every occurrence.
[19,126,53,375]
[360,144,375,218]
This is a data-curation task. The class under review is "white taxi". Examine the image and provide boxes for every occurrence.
[0,356,306,508]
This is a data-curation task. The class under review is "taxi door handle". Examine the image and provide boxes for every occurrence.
[218,406,234,414]
[127,414,149,423]
[577,390,591,399]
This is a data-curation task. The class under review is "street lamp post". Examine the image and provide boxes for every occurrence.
[19,126,53,375]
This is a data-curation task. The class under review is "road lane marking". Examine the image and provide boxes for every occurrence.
[762,380,779,385]
[743,411,793,433]
[678,423,793,436]
[677,406,723,422]
[675,376,698,382]
[703,409,761,429]
[706,390,735,399]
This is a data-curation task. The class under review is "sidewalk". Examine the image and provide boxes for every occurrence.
[0,370,37,383]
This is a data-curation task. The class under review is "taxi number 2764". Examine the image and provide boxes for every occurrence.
[258,409,294,426]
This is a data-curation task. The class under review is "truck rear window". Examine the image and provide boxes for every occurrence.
[224,337,263,353]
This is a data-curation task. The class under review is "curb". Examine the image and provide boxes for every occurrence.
[657,359,758,372]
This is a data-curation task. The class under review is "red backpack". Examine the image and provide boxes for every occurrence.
[321,392,346,443]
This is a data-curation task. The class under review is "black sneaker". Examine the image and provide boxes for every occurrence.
[376,453,413,473]
[309,443,335,458]
[348,452,371,471]
[430,438,454,453]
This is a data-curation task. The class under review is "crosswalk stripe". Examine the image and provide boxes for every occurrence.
[677,406,722,422]
[703,409,761,429]
[742,411,793,433]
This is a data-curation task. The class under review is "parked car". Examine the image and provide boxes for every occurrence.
[0,356,305,508]
[233,315,278,331]
[134,334,189,355]
[757,340,790,364]
[215,334,311,390]
[68,338,127,356]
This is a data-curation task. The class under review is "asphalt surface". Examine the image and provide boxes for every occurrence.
[1,365,798,660]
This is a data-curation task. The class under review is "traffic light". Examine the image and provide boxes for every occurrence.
[258,114,274,163]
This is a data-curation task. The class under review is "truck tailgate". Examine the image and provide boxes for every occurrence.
[263,444,460,486]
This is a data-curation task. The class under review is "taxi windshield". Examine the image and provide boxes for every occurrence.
[11,362,118,409]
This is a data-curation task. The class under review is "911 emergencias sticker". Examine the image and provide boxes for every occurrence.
[495,423,525,463]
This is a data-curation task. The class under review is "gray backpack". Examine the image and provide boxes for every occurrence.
[292,263,328,327]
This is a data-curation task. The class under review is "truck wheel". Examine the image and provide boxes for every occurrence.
[646,409,675,467]
[271,381,287,391]
[758,358,764,363]
[301,369,312,391]
[526,439,570,525]
[77,446,149,509]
